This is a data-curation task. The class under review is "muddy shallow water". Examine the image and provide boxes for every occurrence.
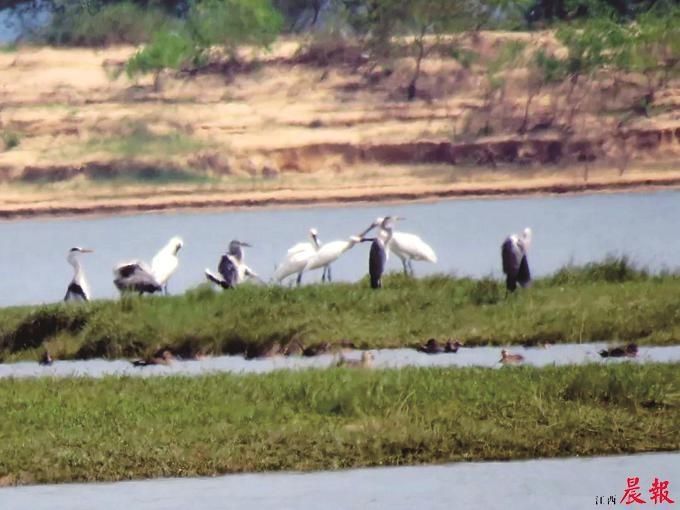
[1,452,677,509]
[2,189,680,307]
[2,343,679,379]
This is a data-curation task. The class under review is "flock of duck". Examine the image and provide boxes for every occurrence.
[63,215,534,301]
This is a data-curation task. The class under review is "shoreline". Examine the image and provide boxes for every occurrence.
[2,173,680,221]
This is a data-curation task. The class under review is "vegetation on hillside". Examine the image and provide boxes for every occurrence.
[1,258,679,363]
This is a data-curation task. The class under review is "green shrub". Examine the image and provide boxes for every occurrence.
[43,1,172,46]
[1,130,21,150]
[126,0,283,79]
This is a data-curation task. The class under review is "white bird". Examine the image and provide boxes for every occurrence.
[206,240,259,289]
[363,216,437,275]
[502,227,532,293]
[304,235,362,282]
[272,229,322,285]
[64,247,93,302]
[151,236,184,294]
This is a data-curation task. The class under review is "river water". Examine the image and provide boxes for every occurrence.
[1,452,677,509]
[1,190,680,307]
[2,343,679,379]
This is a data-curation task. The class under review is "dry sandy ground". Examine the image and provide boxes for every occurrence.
[0,35,679,218]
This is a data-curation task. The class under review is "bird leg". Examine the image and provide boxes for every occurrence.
[408,259,415,277]
[401,257,409,275]
[296,271,303,286]
[327,265,332,282]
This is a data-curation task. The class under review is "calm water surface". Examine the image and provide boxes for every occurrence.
[2,190,680,307]
[1,452,677,510]
[2,343,679,379]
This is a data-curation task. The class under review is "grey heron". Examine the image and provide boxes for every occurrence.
[64,247,93,302]
[151,236,183,295]
[272,228,321,285]
[205,240,259,289]
[501,227,532,293]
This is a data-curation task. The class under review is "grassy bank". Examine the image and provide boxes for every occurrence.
[1,259,680,362]
[0,363,677,485]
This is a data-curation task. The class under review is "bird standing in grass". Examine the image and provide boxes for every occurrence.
[272,228,322,285]
[64,247,94,302]
[361,216,437,275]
[501,227,532,293]
[113,260,163,295]
[362,216,399,289]
[151,236,184,295]
[205,240,258,289]
[304,235,363,282]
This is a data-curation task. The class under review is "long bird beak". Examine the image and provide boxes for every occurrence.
[358,223,377,237]
[81,249,94,253]
[240,242,252,247]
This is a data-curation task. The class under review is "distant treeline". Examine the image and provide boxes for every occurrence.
[1,0,678,45]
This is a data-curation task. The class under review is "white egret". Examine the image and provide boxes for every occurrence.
[151,236,184,295]
[272,229,322,285]
[362,216,437,275]
[303,235,362,282]
[501,227,532,292]
[64,247,93,302]
[205,240,259,289]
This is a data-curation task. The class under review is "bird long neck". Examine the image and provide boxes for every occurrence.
[380,227,393,245]
[229,245,243,262]
[68,253,83,281]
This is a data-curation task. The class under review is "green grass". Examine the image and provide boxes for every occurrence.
[1,258,680,362]
[1,130,21,150]
[85,123,205,159]
[0,363,677,485]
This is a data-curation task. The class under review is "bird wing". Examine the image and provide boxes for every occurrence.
[501,238,522,276]
[218,254,239,288]
[151,253,178,286]
[369,240,386,284]
[114,261,144,279]
[64,282,88,302]
[205,269,229,289]
[287,241,314,256]
[114,262,161,293]
[304,240,349,271]
[517,255,531,287]
[273,248,315,282]
[391,232,437,263]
